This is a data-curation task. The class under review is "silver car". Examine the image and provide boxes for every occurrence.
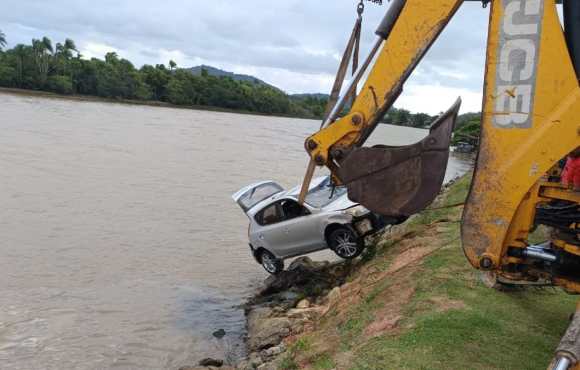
[232,176,387,274]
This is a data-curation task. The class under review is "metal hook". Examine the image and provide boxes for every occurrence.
[357,0,365,16]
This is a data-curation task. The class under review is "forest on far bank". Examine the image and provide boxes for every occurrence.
[0,31,480,144]
[0,32,328,118]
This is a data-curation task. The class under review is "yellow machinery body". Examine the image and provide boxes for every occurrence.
[462,0,580,291]
[302,1,580,367]
[303,0,580,369]
[304,0,580,293]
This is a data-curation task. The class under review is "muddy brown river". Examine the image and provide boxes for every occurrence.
[0,92,472,369]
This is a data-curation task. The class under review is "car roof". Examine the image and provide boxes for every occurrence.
[246,176,329,217]
[285,176,327,198]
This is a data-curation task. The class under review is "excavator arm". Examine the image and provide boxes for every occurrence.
[302,0,465,217]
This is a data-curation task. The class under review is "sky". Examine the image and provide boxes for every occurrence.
[0,1,494,114]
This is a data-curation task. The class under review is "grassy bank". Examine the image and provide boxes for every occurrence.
[279,175,577,370]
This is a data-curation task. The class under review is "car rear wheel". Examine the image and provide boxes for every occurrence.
[259,250,284,275]
[328,227,364,259]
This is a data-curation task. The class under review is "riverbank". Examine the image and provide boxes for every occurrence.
[185,174,578,370]
[0,87,316,120]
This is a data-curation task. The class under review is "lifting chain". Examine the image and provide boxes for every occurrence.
[357,0,383,16]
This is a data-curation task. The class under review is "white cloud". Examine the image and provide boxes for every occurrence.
[395,83,483,115]
[433,67,470,81]
[80,42,118,60]
[156,49,196,68]
[229,65,335,94]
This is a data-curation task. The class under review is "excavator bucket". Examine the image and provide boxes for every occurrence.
[335,99,461,217]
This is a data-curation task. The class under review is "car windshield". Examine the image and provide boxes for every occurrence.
[305,177,347,208]
[237,182,283,211]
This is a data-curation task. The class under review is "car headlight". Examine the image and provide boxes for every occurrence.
[345,205,370,217]
[354,218,373,235]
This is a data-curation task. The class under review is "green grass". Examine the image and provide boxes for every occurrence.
[348,174,577,370]
[279,337,313,370]
[279,174,578,370]
[279,356,299,370]
[311,354,335,370]
[351,274,575,370]
[338,299,381,349]
[293,337,312,353]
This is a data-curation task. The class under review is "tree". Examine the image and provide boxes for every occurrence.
[105,51,119,65]
[12,45,30,87]
[452,117,481,146]
[410,113,433,128]
[55,39,77,60]
[32,37,54,87]
[166,76,188,105]
[141,64,170,100]
[55,39,77,61]
[63,39,77,57]
[0,33,335,119]
[55,38,77,76]
[0,30,6,51]
[47,75,73,94]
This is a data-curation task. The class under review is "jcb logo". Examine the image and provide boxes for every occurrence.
[494,0,543,128]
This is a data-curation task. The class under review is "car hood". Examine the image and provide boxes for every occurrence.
[321,194,358,212]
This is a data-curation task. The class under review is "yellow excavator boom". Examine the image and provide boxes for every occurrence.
[305,0,463,164]
[302,0,465,218]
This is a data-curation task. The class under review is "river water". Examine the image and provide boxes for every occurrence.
[0,92,472,370]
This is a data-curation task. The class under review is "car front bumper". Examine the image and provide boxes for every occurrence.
[249,243,260,263]
[353,213,387,236]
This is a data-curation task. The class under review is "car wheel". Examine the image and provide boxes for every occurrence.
[259,250,284,275]
[328,227,364,259]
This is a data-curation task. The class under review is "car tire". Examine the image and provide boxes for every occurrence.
[259,249,284,275]
[328,227,364,259]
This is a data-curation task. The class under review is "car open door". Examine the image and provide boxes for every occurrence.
[232,181,284,213]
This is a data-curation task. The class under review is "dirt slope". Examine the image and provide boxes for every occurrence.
[275,175,578,370]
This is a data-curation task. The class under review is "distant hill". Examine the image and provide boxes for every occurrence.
[185,65,276,89]
[185,66,334,102]
[291,93,330,100]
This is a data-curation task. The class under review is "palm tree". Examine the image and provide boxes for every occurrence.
[105,51,119,64]
[32,37,54,86]
[64,39,77,55]
[43,37,53,54]
[0,30,6,51]
[13,44,28,87]
[169,60,176,71]
[56,38,77,59]
[55,38,78,74]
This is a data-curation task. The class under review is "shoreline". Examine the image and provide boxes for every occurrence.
[181,174,576,370]
[0,87,318,121]
[181,178,469,370]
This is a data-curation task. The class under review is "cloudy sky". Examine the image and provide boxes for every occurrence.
[0,1,493,114]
